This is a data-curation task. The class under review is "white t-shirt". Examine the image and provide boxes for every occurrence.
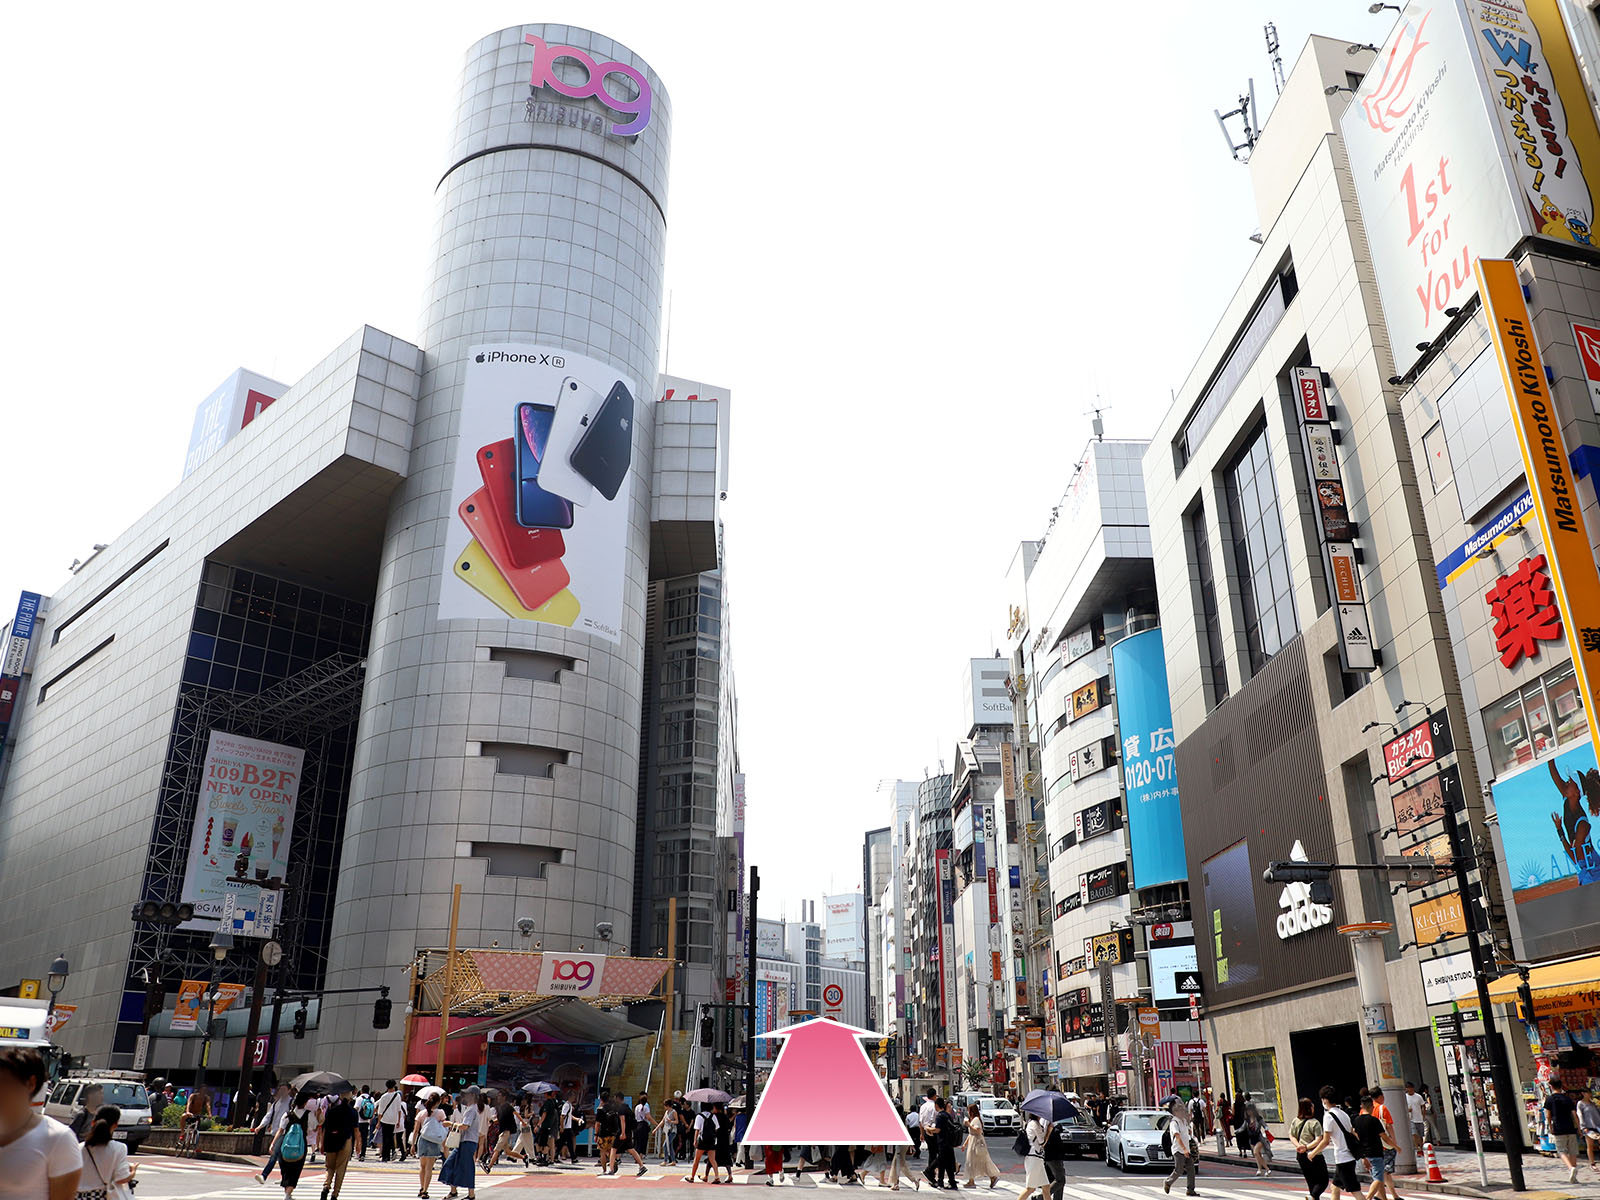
[0,1116,82,1198]
[80,1140,133,1194]
[1323,1106,1357,1165]
[919,1099,938,1130]
[635,1102,651,1126]
[377,1090,403,1125]
[1405,1092,1426,1125]
[562,1100,576,1128]
[905,1110,920,1131]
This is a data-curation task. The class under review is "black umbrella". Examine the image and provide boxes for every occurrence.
[1019,1090,1079,1122]
[289,1070,350,1095]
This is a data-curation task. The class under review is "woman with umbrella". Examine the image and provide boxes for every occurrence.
[1017,1090,1074,1200]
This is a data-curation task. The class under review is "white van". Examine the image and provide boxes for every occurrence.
[44,1071,155,1152]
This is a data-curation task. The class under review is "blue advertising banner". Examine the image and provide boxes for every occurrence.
[0,591,44,772]
[1495,739,1600,902]
[1111,628,1188,888]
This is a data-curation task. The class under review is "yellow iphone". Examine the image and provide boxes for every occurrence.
[453,539,580,626]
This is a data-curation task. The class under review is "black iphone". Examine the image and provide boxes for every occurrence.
[568,379,635,501]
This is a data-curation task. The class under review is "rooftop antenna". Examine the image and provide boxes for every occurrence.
[1265,24,1286,96]
[1084,404,1105,440]
[663,289,674,373]
[1215,78,1259,163]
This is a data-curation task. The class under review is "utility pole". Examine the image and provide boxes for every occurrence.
[435,883,462,1086]
[746,866,759,1108]
[663,895,677,1094]
[1441,782,1525,1191]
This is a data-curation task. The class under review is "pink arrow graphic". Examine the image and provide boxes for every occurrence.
[739,1018,912,1146]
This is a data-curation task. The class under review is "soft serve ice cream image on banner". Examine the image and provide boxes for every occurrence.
[438,345,637,643]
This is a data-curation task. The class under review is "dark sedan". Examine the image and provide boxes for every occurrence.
[1053,1112,1106,1159]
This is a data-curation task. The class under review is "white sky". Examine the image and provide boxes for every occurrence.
[0,1,1374,920]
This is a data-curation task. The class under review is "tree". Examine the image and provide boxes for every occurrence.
[960,1058,991,1091]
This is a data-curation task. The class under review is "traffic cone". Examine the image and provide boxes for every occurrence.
[1424,1141,1446,1183]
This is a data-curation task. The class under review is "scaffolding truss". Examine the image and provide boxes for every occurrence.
[128,653,367,999]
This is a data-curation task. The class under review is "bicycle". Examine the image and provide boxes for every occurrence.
[179,1119,201,1157]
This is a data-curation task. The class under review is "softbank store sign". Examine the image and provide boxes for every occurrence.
[1341,0,1600,375]
[525,33,651,135]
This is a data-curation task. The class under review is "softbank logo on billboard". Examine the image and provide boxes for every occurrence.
[1361,9,1431,133]
[536,951,606,996]
[526,34,651,136]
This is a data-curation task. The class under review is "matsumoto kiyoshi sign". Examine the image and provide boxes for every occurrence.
[524,33,651,135]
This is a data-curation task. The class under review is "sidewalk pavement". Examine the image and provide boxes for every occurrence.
[1202,1143,1593,1199]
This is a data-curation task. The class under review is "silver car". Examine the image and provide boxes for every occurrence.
[1106,1107,1171,1172]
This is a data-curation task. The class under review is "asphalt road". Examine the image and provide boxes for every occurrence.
[126,1146,1311,1200]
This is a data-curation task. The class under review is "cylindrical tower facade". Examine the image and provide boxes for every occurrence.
[320,24,671,1079]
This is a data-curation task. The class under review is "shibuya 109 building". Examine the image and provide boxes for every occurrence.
[0,26,740,1086]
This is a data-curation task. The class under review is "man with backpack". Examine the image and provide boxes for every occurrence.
[1308,1083,1363,1200]
[596,1093,622,1175]
[355,1087,376,1160]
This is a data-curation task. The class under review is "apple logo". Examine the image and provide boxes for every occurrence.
[475,353,485,362]
[620,418,629,430]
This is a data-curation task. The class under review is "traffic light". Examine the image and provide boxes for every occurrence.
[699,1012,715,1048]
[1262,861,1335,905]
[1517,978,1537,1022]
[293,1005,308,1039]
[131,900,196,927]
[373,991,392,1030]
[143,982,167,1021]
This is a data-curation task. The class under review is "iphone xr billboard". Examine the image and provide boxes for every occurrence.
[439,344,638,642]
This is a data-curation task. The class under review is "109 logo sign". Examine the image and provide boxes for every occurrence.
[526,34,651,135]
[537,951,605,995]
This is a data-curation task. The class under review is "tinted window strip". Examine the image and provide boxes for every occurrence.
[51,540,170,645]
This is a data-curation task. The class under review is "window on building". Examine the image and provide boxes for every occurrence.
[1188,505,1230,708]
[1224,423,1298,675]
[1323,649,1370,707]
[1176,263,1298,468]
[1486,661,1589,776]
[654,838,717,895]
[1225,1049,1282,1122]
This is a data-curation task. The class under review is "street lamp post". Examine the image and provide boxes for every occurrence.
[45,953,69,1025]
[196,931,233,1092]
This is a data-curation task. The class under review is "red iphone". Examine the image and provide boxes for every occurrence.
[474,441,566,568]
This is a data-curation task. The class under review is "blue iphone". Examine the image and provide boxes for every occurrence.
[514,403,575,529]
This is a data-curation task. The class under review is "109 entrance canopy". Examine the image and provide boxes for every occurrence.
[740,1019,913,1146]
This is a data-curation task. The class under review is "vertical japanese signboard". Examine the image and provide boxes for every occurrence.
[1292,367,1377,671]
[0,592,42,772]
[937,849,957,1039]
[1111,628,1188,888]
[1476,258,1600,750]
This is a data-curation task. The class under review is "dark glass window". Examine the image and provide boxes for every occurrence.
[1189,506,1229,708]
[1224,423,1298,675]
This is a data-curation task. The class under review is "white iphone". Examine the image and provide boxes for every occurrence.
[537,376,601,506]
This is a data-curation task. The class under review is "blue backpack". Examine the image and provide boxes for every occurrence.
[281,1115,307,1163]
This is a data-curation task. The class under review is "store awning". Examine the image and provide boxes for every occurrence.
[431,997,655,1045]
[1459,953,1600,1003]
